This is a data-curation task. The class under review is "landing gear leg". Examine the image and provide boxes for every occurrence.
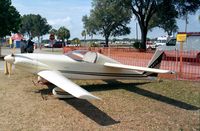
[52,87,74,99]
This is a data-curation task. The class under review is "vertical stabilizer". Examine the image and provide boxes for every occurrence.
[143,50,164,76]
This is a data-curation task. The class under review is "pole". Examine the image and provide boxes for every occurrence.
[185,12,188,33]
[179,41,183,78]
[176,33,187,79]
[51,40,54,52]
[136,22,138,41]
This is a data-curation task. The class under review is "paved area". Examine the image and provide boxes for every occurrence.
[0,61,3,71]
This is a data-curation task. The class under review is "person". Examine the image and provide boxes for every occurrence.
[20,39,27,53]
[27,37,34,53]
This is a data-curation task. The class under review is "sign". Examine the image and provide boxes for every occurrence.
[176,33,187,42]
[49,34,55,40]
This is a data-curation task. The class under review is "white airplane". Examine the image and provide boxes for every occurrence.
[4,50,174,100]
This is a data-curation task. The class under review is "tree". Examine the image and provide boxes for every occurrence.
[20,14,34,37]
[0,0,21,38]
[82,15,96,40]
[82,0,132,47]
[32,15,51,43]
[159,19,178,36]
[57,26,70,46]
[72,38,80,45]
[81,30,87,41]
[124,0,200,50]
[20,14,51,41]
[49,29,57,35]
[81,30,87,46]
[148,0,178,36]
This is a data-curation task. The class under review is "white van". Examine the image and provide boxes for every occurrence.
[158,32,200,60]
[154,36,173,47]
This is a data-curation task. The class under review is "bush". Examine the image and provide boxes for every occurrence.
[90,42,100,47]
[133,42,141,49]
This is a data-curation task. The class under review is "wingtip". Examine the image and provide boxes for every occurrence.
[79,95,101,100]
[170,71,176,74]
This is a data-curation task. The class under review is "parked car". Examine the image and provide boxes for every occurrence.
[146,41,156,50]
[44,41,64,48]
[53,41,64,48]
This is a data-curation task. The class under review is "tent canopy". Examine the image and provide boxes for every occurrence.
[11,33,24,41]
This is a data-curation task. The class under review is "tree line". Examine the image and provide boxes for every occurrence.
[82,0,200,49]
[20,14,71,44]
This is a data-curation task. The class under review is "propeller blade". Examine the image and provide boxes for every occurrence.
[4,61,9,75]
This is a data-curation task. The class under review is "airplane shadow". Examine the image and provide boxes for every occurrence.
[34,84,55,95]
[81,81,199,111]
[35,81,199,126]
[63,99,120,126]
[36,84,119,126]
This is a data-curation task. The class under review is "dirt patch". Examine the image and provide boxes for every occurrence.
[0,69,199,130]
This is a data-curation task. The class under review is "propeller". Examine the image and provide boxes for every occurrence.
[4,54,15,76]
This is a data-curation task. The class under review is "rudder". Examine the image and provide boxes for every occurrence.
[143,50,164,76]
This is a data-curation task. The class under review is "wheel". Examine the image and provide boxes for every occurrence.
[52,87,74,99]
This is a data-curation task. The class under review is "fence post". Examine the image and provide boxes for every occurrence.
[175,49,178,80]
[179,41,183,78]
[176,33,187,79]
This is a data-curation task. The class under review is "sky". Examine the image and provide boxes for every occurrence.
[12,0,200,40]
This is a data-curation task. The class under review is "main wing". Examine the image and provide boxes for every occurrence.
[38,70,100,100]
[104,62,174,74]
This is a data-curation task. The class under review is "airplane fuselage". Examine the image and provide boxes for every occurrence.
[14,53,146,80]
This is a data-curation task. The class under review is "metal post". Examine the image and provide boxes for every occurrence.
[179,41,183,78]
[175,48,178,80]
[136,22,138,41]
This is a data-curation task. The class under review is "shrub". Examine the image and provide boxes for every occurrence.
[133,42,141,49]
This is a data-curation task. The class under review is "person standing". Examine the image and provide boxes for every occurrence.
[27,37,34,53]
[9,37,13,48]
[20,39,27,53]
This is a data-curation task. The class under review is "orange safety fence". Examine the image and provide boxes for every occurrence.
[63,47,200,81]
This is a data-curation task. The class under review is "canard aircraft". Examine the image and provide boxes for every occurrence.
[4,50,174,100]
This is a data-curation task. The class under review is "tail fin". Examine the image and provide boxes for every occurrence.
[143,50,164,77]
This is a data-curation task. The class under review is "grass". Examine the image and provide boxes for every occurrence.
[0,69,199,130]
[74,79,200,108]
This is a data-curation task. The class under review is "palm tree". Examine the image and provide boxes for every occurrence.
[57,27,70,47]
[81,30,87,45]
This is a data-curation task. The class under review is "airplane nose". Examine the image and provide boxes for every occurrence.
[4,55,15,64]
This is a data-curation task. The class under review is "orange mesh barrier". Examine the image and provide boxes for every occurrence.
[63,47,200,81]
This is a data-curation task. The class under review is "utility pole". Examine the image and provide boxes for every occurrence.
[185,12,188,32]
[136,22,138,41]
